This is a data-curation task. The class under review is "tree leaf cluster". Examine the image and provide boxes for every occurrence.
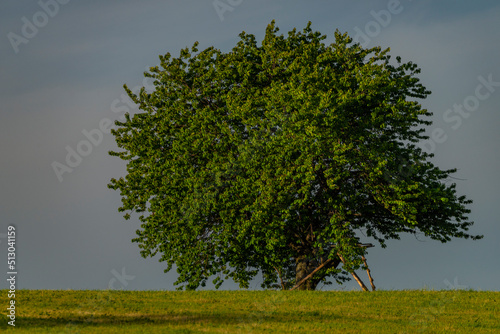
[109,21,481,290]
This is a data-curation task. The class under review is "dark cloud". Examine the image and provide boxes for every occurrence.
[1,0,499,291]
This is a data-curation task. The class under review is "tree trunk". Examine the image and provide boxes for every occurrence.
[294,255,340,290]
[295,255,319,290]
[291,258,332,291]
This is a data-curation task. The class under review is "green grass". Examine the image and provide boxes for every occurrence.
[1,289,498,333]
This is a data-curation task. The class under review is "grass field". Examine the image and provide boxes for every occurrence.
[0,289,498,333]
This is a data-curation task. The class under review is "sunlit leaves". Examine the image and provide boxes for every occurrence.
[109,21,481,290]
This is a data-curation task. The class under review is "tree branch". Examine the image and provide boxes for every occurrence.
[290,258,333,291]
[337,253,369,292]
[274,266,286,290]
[362,256,376,291]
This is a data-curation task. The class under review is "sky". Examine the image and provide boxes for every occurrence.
[1,0,499,291]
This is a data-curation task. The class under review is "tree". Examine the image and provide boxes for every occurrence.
[108,21,482,291]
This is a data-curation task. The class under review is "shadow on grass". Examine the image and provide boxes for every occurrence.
[2,311,343,330]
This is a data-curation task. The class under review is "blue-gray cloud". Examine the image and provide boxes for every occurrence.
[1,0,498,291]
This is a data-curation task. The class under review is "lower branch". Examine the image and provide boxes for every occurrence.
[290,258,332,291]
[274,266,286,290]
[337,253,369,292]
[362,256,376,291]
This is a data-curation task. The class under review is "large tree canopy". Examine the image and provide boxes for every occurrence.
[109,21,481,290]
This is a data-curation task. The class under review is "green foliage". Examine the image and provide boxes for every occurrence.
[109,21,481,290]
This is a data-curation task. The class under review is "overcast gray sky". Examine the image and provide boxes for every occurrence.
[1,0,499,291]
